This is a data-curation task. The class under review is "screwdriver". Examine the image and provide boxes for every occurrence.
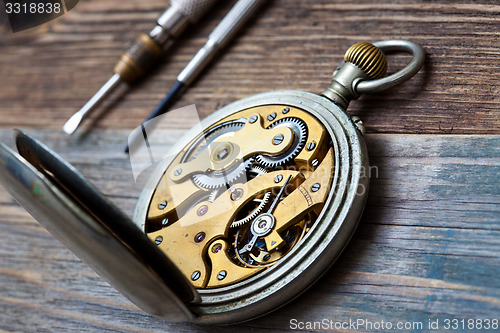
[125,0,267,153]
[63,0,219,135]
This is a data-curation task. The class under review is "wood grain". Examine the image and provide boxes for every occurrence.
[0,130,498,331]
[0,0,499,331]
[0,0,499,134]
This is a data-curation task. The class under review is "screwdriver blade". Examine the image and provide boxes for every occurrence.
[63,74,122,134]
[63,112,84,135]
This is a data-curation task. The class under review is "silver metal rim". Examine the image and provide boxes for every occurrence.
[134,90,369,324]
[355,39,425,94]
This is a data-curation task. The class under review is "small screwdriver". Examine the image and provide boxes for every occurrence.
[125,0,267,153]
[63,0,219,135]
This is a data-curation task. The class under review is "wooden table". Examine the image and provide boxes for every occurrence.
[1,0,499,331]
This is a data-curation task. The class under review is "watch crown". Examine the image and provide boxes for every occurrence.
[344,42,387,79]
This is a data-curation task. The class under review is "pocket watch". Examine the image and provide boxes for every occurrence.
[0,40,424,325]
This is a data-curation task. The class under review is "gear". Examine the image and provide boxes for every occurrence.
[234,217,310,268]
[192,158,253,189]
[255,117,308,168]
[182,119,246,163]
[230,166,271,228]
[208,188,221,203]
[181,119,250,189]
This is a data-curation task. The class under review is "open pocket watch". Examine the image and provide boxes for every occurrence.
[0,40,424,325]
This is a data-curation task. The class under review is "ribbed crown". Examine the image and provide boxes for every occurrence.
[344,42,387,79]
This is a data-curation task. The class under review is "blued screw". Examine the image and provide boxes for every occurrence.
[282,108,290,114]
[217,270,227,280]
[174,168,182,176]
[158,201,167,210]
[263,254,271,261]
[161,218,169,226]
[311,159,319,168]
[197,205,208,216]
[307,142,316,151]
[212,243,222,253]
[268,112,277,121]
[249,115,258,123]
[154,236,163,245]
[191,271,201,281]
[275,174,283,183]
[194,232,206,243]
[273,134,284,145]
[311,183,321,192]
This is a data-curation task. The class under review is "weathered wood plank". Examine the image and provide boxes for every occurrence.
[0,0,499,134]
[0,130,498,331]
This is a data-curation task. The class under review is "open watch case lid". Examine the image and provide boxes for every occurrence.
[0,130,199,322]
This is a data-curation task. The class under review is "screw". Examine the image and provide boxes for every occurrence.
[249,115,258,123]
[263,254,271,261]
[217,270,227,280]
[311,183,321,192]
[212,243,222,253]
[154,236,163,245]
[311,159,319,168]
[194,232,206,243]
[216,148,229,160]
[158,201,167,210]
[161,218,169,226]
[174,168,182,176]
[272,134,284,145]
[307,142,316,151]
[282,107,290,114]
[230,187,243,201]
[274,174,283,183]
[191,271,201,281]
[197,205,208,216]
[268,112,277,121]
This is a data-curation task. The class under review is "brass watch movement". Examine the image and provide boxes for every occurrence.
[0,40,424,324]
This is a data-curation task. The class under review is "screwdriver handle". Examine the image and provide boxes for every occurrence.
[114,0,219,84]
[114,34,163,84]
[178,0,266,85]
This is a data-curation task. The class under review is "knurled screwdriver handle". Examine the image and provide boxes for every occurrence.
[114,0,219,84]
[63,0,220,135]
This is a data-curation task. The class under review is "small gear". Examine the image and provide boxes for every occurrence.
[230,166,271,228]
[255,117,308,168]
[192,158,253,189]
[208,188,221,203]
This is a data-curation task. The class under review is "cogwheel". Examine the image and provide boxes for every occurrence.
[208,188,221,203]
[182,119,246,162]
[192,158,253,189]
[230,166,271,228]
[255,117,308,168]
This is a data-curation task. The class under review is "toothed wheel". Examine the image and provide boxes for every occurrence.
[144,103,337,290]
[181,120,249,189]
[183,120,246,162]
[230,166,271,228]
[255,117,308,168]
[192,158,253,189]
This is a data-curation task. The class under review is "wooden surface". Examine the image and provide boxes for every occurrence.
[0,0,499,332]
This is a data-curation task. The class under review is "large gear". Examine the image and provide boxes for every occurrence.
[145,104,333,289]
[230,166,271,228]
[182,119,246,163]
[255,117,308,168]
[192,158,253,189]
[183,120,250,189]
